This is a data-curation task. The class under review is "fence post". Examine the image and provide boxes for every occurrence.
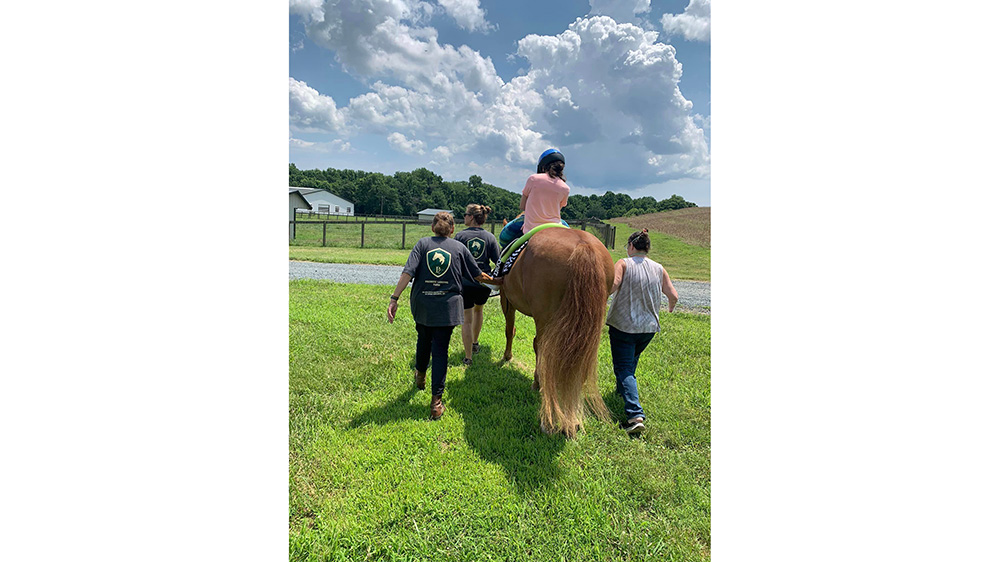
[361,222,365,248]
[322,222,327,247]
[402,223,406,249]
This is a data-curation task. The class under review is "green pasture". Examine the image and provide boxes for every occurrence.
[606,221,710,282]
[291,222,504,250]
[289,220,716,281]
[290,281,711,561]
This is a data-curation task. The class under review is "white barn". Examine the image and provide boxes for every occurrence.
[416,208,454,222]
[289,189,311,240]
[293,187,355,216]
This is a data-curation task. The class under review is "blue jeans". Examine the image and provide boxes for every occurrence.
[608,326,655,421]
[498,216,570,249]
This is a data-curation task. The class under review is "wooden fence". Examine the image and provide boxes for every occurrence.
[290,214,615,250]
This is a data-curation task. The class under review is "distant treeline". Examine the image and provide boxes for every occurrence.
[290,164,697,222]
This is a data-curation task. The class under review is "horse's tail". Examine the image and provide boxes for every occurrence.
[537,242,611,437]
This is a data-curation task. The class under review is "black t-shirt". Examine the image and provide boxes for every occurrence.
[454,227,500,273]
[402,236,483,326]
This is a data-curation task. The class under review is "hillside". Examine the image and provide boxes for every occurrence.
[609,207,710,248]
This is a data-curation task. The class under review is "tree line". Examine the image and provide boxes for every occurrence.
[289,163,697,222]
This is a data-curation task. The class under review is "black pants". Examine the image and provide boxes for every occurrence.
[415,323,456,396]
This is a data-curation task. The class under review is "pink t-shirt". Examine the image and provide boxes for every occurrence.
[522,173,569,233]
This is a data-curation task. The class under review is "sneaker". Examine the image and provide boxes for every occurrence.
[462,357,473,366]
[472,343,480,354]
[624,417,646,435]
[414,369,426,391]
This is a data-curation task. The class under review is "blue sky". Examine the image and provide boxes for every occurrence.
[289,0,711,205]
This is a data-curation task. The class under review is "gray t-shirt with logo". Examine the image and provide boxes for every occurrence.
[454,227,500,274]
[402,236,483,327]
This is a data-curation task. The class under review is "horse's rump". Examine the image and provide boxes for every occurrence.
[503,228,614,437]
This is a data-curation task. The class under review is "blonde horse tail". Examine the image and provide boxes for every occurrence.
[537,242,611,437]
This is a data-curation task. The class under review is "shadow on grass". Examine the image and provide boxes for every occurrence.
[347,387,423,428]
[345,343,566,491]
[446,344,566,492]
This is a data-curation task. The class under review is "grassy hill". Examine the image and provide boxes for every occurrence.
[607,207,710,282]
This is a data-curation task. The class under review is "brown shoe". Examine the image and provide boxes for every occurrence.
[430,395,445,420]
[414,369,426,391]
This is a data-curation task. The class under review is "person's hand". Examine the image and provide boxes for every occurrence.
[387,300,398,323]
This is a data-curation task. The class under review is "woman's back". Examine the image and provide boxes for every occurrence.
[607,256,665,334]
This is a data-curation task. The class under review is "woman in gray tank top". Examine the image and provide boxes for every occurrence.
[606,229,679,435]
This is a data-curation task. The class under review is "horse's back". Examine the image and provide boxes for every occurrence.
[505,227,614,319]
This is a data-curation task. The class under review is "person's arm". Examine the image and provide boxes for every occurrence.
[475,271,501,285]
[519,192,528,211]
[464,247,501,285]
[661,267,678,313]
[610,259,627,295]
[387,272,412,323]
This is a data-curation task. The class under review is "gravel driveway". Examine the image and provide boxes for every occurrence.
[290,260,710,313]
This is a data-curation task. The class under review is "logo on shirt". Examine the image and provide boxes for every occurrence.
[466,237,485,259]
[426,248,452,278]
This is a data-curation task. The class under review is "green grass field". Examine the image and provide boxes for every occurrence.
[291,222,504,250]
[289,220,710,281]
[606,221,710,282]
[290,281,711,561]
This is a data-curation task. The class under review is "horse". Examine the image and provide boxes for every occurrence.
[499,227,615,437]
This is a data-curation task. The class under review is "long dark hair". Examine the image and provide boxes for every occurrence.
[544,161,566,181]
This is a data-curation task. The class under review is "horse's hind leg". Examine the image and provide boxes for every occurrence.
[501,294,516,362]
[531,335,540,391]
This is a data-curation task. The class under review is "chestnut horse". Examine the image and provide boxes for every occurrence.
[500,227,615,437]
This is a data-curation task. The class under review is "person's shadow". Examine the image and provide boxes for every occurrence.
[347,343,565,492]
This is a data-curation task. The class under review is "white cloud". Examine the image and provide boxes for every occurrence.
[512,16,709,182]
[661,0,710,42]
[289,136,352,152]
[291,0,502,98]
[587,0,651,23]
[288,77,348,133]
[290,2,709,191]
[387,132,426,154]
[437,0,493,32]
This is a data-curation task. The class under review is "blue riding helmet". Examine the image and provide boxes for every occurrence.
[536,148,565,173]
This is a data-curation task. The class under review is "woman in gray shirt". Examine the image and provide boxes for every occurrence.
[606,229,679,435]
[387,212,499,420]
[454,204,501,365]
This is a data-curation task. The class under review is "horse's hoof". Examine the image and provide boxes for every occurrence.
[530,380,539,392]
[503,353,512,362]
[540,421,556,435]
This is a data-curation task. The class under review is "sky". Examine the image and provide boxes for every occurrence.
[289,0,712,206]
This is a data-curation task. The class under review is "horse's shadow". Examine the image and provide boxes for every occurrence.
[447,345,566,491]
[347,344,565,492]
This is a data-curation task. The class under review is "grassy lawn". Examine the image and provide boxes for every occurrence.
[291,223,503,251]
[607,221,710,282]
[290,281,711,561]
[289,221,707,280]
